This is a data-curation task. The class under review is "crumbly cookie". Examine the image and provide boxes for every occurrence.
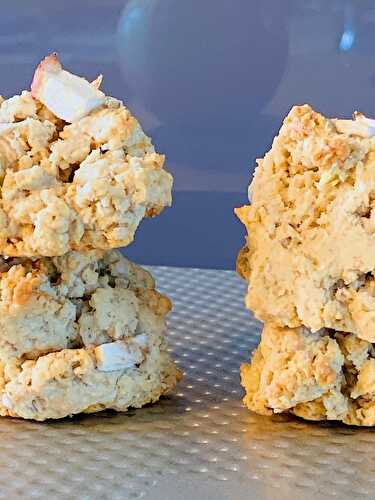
[241,323,375,426]
[0,250,171,363]
[236,105,375,342]
[0,332,181,420]
[0,55,172,256]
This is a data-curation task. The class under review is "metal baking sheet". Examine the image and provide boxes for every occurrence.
[0,267,374,500]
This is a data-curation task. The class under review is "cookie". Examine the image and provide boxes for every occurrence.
[241,323,375,426]
[236,105,375,342]
[0,250,171,363]
[0,332,181,420]
[0,54,172,256]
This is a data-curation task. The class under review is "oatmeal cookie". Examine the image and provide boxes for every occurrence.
[0,250,171,363]
[241,323,375,426]
[0,54,172,256]
[236,105,375,342]
[0,333,181,420]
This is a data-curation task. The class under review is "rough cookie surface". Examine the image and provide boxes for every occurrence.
[0,250,171,363]
[241,323,375,426]
[236,104,375,342]
[0,69,172,256]
[0,333,181,420]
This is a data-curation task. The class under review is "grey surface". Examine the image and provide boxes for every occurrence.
[2,0,375,267]
[0,267,374,499]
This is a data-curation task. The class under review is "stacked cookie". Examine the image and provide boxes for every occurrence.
[0,55,180,420]
[236,104,375,426]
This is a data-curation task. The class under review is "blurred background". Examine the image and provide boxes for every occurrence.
[1,0,375,268]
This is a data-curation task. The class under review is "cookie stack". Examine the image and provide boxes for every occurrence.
[236,104,375,426]
[0,55,180,420]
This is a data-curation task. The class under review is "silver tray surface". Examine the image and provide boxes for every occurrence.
[0,267,374,500]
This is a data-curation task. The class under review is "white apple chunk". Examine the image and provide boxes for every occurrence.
[94,336,147,372]
[31,53,105,123]
[333,112,375,138]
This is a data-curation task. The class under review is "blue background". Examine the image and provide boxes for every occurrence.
[1,0,375,268]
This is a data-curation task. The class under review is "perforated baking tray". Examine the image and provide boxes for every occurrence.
[0,267,373,499]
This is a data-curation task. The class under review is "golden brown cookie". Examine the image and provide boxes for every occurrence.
[237,104,375,342]
[0,55,172,256]
[241,323,375,426]
[0,250,171,363]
